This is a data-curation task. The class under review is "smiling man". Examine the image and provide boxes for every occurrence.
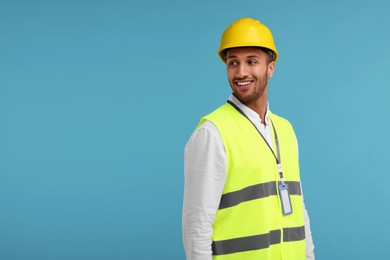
[183,18,315,259]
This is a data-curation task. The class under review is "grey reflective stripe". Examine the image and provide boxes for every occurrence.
[283,226,305,242]
[212,229,281,255]
[287,181,302,195]
[219,181,276,209]
[212,226,305,256]
[219,181,302,210]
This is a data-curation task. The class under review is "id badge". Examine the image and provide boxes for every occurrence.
[278,182,293,215]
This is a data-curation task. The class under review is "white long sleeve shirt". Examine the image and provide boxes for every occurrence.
[183,94,315,260]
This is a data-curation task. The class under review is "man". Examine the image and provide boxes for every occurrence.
[183,18,315,259]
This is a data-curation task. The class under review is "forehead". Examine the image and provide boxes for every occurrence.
[226,47,266,59]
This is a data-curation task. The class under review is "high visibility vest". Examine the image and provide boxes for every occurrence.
[199,103,306,260]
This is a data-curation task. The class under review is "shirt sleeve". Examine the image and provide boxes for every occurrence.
[296,137,315,259]
[182,121,226,260]
[304,202,315,259]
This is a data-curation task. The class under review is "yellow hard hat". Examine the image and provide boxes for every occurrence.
[218,18,278,63]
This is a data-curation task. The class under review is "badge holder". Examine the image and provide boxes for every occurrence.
[278,181,293,215]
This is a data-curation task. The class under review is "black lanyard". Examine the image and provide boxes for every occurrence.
[227,100,285,184]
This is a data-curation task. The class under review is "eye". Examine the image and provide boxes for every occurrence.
[228,60,238,66]
[248,59,258,65]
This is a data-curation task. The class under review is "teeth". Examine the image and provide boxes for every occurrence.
[237,81,251,86]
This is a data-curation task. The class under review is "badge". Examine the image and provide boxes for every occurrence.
[278,182,293,215]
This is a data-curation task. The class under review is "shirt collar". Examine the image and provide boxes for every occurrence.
[228,94,270,125]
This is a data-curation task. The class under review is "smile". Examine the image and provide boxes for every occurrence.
[236,81,252,86]
[234,80,254,90]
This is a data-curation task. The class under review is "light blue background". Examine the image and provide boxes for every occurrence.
[1,0,389,259]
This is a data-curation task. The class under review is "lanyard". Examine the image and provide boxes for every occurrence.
[227,100,286,185]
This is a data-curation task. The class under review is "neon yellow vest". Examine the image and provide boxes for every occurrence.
[199,103,306,260]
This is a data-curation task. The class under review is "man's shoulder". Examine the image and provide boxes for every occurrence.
[270,111,290,123]
[270,111,296,132]
[197,120,217,131]
[197,103,233,126]
[205,103,232,116]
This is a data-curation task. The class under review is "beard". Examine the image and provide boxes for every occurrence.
[231,68,269,105]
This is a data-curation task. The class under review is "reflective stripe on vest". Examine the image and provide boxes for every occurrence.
[212,226,305,255]
[200,103,306,259]
[219,181,302,209]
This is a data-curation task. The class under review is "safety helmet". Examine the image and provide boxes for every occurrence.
[218,18,278,63]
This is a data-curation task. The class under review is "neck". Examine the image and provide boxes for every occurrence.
[237,88,268,124]
[246,97,267,124]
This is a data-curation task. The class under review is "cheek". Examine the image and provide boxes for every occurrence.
[227,69,235,80]
[251,65,263,73]
[256,67,268,78]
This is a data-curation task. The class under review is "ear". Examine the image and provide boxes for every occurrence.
[267,61,275,78]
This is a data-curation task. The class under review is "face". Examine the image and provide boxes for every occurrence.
[226,47,275,106]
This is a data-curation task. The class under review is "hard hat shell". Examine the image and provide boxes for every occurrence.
[218,18,278,63]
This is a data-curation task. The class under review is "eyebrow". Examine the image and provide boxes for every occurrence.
[226,55,238,59]
[246,55,260,59]
[226,54,260,60]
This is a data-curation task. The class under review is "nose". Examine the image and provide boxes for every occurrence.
[236,64,249,78]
